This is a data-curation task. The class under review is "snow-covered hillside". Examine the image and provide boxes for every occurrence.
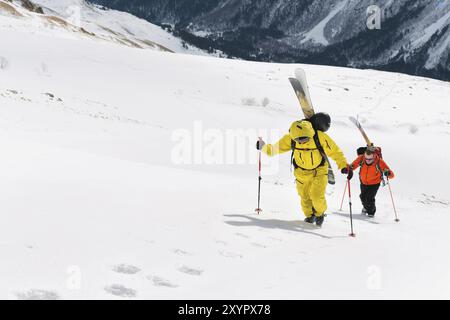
[1,0,205,54]
[1,1,450,300]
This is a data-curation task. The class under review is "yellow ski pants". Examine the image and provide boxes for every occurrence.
[295,165,328,217]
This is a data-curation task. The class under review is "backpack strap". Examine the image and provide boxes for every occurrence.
[313,132,335,184]
[290,139,297,171]
[375,160,382,174]
[312,132,326,167]
[375,159,387,186]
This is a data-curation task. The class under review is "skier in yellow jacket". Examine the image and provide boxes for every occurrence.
[256,119,352,226]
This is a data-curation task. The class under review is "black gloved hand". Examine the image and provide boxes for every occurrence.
[383,169,391,177]
[341,166,354,180]
[256,140,266,151]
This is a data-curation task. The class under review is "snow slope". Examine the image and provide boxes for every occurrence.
[1,0,205,54]
[1,3,450,300]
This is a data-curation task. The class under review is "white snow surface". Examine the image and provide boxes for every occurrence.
[1,1,450,300]
[2,0,205,54]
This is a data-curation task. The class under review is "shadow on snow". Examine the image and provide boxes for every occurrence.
[224,214,348,239]
[331,211,380,224]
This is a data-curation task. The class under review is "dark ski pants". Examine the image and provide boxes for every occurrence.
[360,183,380,215]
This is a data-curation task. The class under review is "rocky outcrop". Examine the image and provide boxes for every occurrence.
[6,0,44,14]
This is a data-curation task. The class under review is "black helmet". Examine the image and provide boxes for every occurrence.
[310,112,331,132]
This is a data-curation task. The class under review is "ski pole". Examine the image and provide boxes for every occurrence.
[339,181,347,211]
[387,178,400,222]
[348,179,356,237]
[255,137,263,214]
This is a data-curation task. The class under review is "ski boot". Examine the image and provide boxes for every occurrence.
[361,208,368,215]
[315,215,325,227]
[304,215,316,224]
[367,212,375,218]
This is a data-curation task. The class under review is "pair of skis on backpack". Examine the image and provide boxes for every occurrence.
[289,69,378,180]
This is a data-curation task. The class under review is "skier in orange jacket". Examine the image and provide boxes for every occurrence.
[350,147,394,217]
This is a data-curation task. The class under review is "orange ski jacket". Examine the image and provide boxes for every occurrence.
[351,155,395,185]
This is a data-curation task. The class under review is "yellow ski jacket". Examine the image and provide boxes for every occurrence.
[262,131,348,171]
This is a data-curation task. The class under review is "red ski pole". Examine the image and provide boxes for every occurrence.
[387,178,400,222]
[255,137,263,214]
[348,179,356,237]
[339,181,347,211]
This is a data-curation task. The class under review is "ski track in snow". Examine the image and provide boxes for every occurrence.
[149,276,178,288]
[15,289,60,300]
[112,264,141,275]
[104,284,137,298]
[177,265,204,276]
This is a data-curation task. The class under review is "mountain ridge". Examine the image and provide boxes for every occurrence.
[87,0,450,81]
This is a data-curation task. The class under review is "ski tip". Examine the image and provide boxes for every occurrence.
[294,68,306,76]
[288,77,300,85]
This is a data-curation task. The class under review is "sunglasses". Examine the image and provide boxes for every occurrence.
[295,137,310,144]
